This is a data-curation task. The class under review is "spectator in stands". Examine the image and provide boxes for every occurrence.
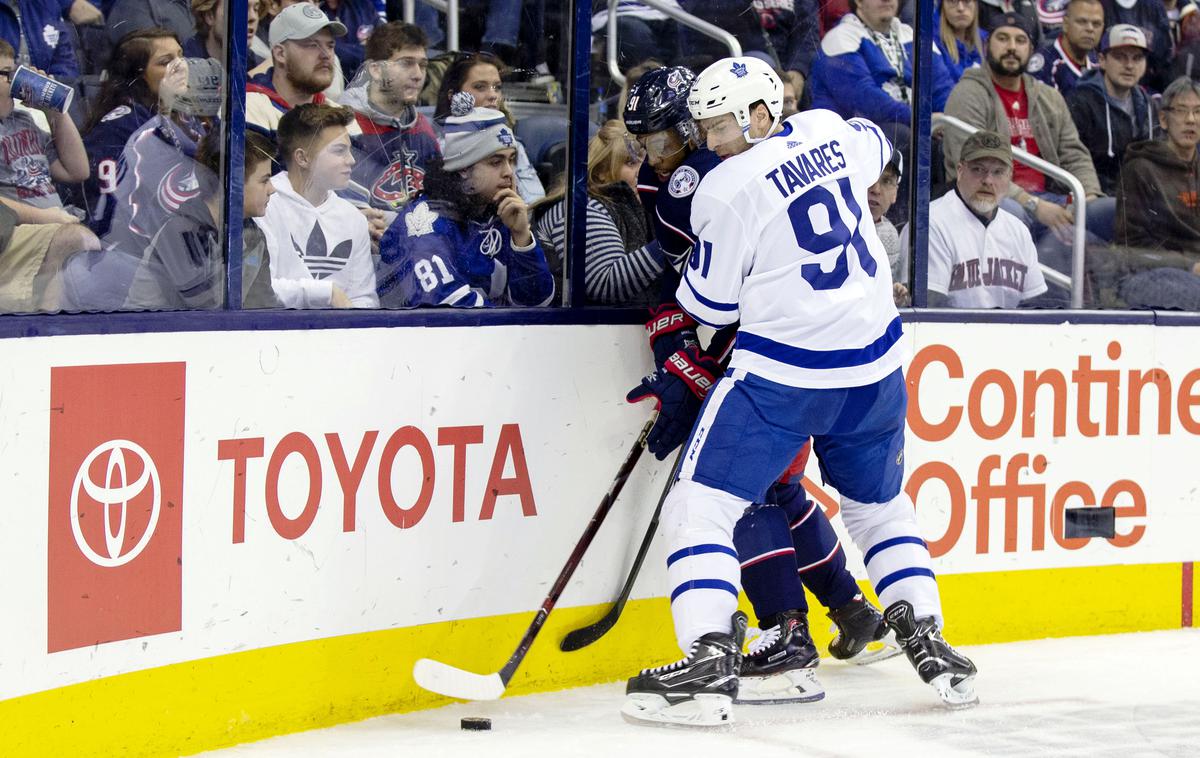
[977,0,1042,46]
[1030,0,1103,95]
[1038,0,1071,36]
[937,0,984,86]
[239,130,283,307]
[184,0,261,67]
[1169,4,1200,81]
[0,1,81,83]
[0,42,89,211]
[338,22,440,213]
[252,0,346,97]
[377,97,553,308]
[0,196,100,312]
[123,131,224,310]
[869,149,908,304]
[916,129,1048,307]
[590,1,681,73]
[532,120,664,306]
[943,12,1113,253]
[1116,76,1200,256]
[756,0,821,97]
[810,0,954,127]
[257,102,376,308]
[434,51,545,203]
[107,0,194,46]
[322,0,382,83]
[1100,0,1173,91]
[1067,24,1158,195]
[103,56,222,257]
[71,28,182,239]
[1164,0,1200,49]
[247,3,348,137]
[780,69,802,116]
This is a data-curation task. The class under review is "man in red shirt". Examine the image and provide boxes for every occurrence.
[944,12,1116,293]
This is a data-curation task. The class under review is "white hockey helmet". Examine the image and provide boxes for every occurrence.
[687,56,783,144]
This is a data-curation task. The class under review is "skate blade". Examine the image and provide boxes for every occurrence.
[847,629,904,666]
[621,692,734,727]
[735,668,825,705]
[931,672,979,709]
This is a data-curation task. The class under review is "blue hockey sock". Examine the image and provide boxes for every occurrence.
[772,481,860,611]
[733,503,807,623]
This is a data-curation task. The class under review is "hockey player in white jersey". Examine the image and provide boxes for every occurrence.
[621,57,977,728]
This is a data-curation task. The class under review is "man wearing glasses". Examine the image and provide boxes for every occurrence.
[922,129,1048,308]
[1114,75,1200,311]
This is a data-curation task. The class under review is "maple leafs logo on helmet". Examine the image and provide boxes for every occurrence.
[730,61,748,78]
[688,56,784,145]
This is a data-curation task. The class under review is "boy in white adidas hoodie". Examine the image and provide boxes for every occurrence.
[256,102,378,308]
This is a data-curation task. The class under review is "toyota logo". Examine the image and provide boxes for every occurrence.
[70,440,161,568]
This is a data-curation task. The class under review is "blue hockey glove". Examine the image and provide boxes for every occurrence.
[626,346,721,459]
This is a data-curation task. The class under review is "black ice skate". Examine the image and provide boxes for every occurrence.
[884,600,979,708]
[827,593,902,665]
[622,612,747,727]
[737,609,824,704]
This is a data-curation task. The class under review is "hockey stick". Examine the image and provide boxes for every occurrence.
[412,416,655,700]
[559,443,686,652]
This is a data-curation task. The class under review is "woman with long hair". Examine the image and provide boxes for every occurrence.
[434,51,546,203]
[937,0,983,86]
[70,28,183,238]
[531,120,665,306]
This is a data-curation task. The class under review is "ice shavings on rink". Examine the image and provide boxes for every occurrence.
[204,629,1200,757]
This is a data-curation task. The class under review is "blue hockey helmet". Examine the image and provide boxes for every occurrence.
[623,66,700,144]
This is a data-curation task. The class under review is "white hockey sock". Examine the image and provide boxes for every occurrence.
[840,491,943,625]
[662,478,748,651]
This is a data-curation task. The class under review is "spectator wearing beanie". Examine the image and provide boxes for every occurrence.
[377,95,554,308]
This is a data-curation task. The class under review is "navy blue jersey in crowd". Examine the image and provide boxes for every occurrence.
[377,198,554,308]
[104,115,212,254]
[346,109,442,211]
[635,147,721,271]
[67,101,156,238]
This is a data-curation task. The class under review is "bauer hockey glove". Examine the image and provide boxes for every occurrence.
[626,346,721,459]
[644,302,699,368]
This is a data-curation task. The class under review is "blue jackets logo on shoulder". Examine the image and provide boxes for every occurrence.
[668,165,700,198]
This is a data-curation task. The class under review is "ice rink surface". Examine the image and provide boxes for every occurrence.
[206,629,1199,757]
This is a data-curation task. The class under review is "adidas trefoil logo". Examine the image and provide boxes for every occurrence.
[292,222,353,280]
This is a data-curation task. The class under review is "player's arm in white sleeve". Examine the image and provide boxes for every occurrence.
[674,188,748,327]
[846,117,893,184]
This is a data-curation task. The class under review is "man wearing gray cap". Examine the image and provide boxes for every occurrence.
[913,130,1048,308]
[247,2,349,137]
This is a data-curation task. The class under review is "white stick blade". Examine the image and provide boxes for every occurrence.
[413,658,506,701]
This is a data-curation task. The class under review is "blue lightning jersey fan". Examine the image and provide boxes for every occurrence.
[679,109,904,389]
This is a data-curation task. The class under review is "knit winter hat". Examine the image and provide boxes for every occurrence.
[441,92,517,171]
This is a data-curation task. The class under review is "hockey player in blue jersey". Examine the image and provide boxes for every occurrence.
[622,66,898,707]
[376,94,554,308]
[622,58,977,727]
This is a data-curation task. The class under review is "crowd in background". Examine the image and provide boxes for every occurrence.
[0,0,1195,314]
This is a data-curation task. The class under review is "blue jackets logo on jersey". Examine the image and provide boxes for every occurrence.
[668,166,700,198]
[157,164,200,213]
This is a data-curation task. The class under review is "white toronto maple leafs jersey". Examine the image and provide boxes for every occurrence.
[678,109,906,389]
[256,172,378,308]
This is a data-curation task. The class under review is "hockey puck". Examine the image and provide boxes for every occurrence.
[460,717,491,731]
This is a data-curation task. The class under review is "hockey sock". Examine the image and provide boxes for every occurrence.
[734,503,807,623]
[840,491,943,624]
[773,483,859,610]
[663,479,747,651]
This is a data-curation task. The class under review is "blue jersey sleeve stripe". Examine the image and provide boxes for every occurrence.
[666,543,740,567]
[735,316,903,370]
[875,567,937,594]
[863,535,928,566]
[682,270,739,311]
[670,578,740,603]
